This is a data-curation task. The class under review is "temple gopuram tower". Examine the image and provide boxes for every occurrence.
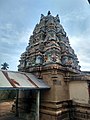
[18,11,81,120]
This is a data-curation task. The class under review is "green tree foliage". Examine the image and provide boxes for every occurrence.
[1,62,9,70]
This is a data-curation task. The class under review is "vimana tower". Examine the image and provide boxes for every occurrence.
[18,11,80,73]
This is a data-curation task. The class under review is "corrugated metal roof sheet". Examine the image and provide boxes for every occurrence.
[0,70,50,89]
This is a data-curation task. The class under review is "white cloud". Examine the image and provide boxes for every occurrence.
[69,34,90,71]
[0,23,32,45]
[0,23,33,70]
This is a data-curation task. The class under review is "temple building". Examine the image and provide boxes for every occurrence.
[17,11,90,120]
[0,11,90,120]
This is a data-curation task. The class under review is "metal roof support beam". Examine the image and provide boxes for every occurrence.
[16,89,19,117]
[36,90,40,120]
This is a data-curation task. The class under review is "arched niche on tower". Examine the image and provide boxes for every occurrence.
[36,55,43,65]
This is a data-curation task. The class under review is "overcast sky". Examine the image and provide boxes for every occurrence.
[0,0,90,71]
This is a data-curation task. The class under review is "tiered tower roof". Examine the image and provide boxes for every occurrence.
[18,11,80,72]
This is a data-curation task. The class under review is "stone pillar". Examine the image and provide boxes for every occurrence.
[36,90,40,120]
[40,67,70,120]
